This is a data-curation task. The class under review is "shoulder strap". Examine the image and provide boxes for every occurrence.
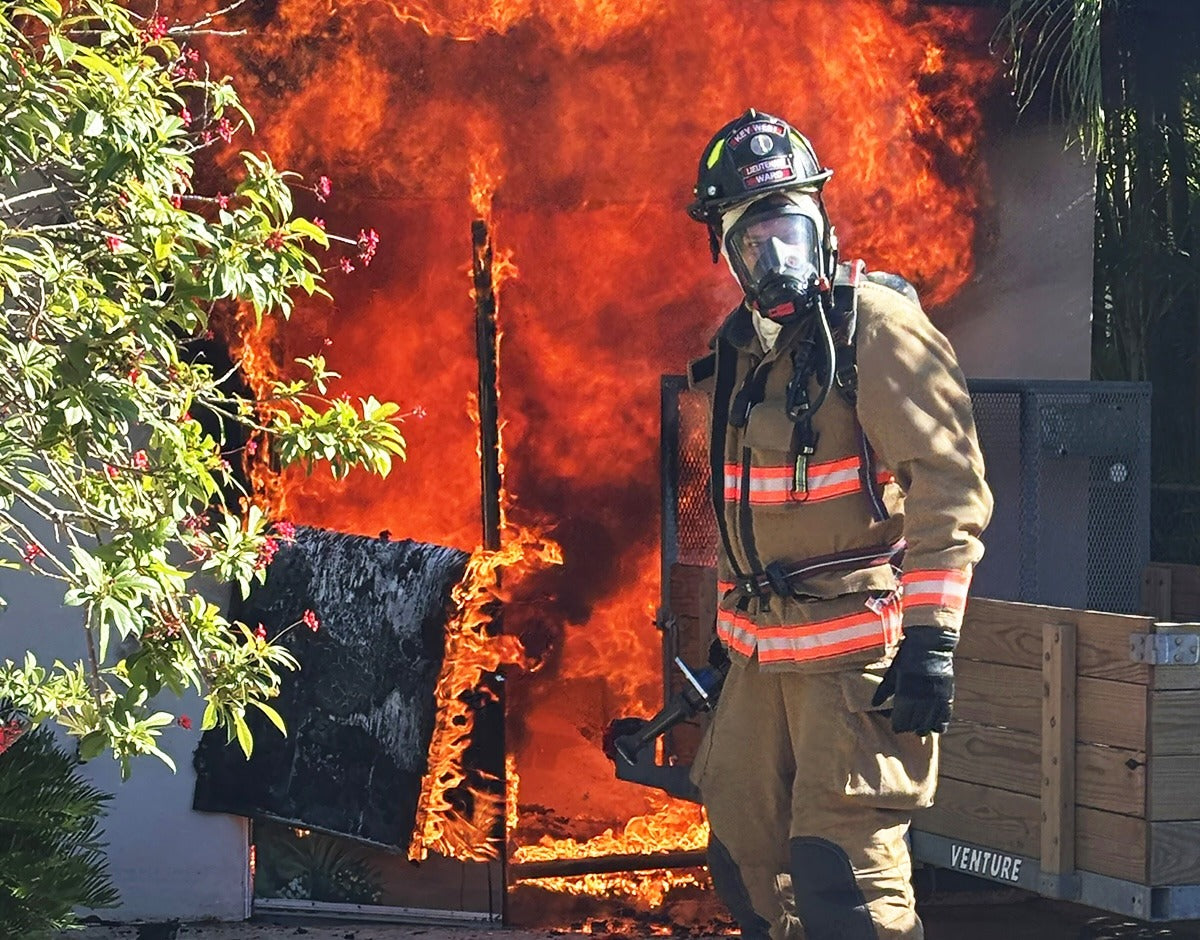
[830,259,864,405]
[709,335,747,582]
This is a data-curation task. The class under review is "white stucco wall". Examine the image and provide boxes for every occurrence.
[938,126,1096,380]
[0,554,250,922]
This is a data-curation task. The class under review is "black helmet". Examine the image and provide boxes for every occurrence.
[687,109,833,227]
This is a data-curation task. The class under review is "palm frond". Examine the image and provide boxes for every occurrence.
[0,727,119,938]
[996,0,1107,152]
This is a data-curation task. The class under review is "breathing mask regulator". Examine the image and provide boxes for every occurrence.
[688,109,840,412]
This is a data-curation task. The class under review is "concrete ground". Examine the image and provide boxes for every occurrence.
[62,899,1200,940]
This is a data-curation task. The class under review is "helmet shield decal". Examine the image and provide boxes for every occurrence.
[725,201,823,321]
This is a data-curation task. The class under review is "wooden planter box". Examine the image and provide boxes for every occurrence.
[911,596,1200,921]
[660,564,1200,920]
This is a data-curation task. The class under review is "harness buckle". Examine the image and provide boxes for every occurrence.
[764,561,793,598]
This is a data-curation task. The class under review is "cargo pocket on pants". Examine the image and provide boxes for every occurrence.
[834,668,938,810]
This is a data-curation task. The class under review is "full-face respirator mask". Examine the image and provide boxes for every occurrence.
[721,192,832,324]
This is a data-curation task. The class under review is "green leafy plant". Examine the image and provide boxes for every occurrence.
[0,725,119,937]
[253,822,384,905]
[0,0,408,775]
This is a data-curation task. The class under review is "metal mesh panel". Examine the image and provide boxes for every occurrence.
[674,389,718,569]
[661,377,1152,617]
[970,381,1152,614]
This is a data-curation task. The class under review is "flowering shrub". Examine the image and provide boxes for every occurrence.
[0,0,407,775]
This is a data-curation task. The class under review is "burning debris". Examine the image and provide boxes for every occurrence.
[192,527,468,851]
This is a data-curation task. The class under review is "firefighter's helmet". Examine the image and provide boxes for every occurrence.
[687,109,832,228]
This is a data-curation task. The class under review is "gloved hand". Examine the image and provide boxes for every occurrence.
[870,626,958,735]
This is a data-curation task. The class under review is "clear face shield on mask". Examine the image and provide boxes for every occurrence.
[723,198,825,322]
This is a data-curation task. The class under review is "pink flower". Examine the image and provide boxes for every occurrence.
[182,512,209,534]
[180,107,192,126]
[323,337,332,347]
[21,543,43,564]
[356,228,380,267]
[315,175,332,203]
[264,230,285,251]
[338,257,355,274]
[313,217,325,230]
[272,520,296,541]
[105,234,123,251]
[104,464,119,480]
[128,367,141,383]
[255,536,279,570]
[411,405,428,419]
[170,194,182,209]
[142,14,169,40]
[302,609,320,633]
[132,450,149,470]
[216,117,233,143]
[216,193,229,210]
[177,714,193,730]
[254,624,267,640]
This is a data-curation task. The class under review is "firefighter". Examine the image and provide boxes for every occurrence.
[684,109,993,940]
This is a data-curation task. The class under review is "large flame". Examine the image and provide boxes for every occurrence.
[410,523,562,861]
[190,0,1002,917]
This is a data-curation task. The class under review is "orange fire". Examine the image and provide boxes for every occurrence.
[410,522,562,861]
[192,0,1002,915]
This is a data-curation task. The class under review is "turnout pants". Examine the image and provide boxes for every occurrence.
[690,652,937,940]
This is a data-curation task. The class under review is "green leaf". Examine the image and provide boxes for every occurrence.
[77,730,108,761]
[251,699,286,735]
[201,700,219,732]
[80,110,105,137]
[234,714,253,758]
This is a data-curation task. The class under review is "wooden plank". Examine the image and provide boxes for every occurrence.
[1150,822,1200,883]
[955,660,1041,733]
[1150,689,1200,755]
[1142,565,1173,618]
[1076,745,1146,817]
[1074,610,1152,685]
[938,725,1142,816]
[959,598,1043,669]
[1041,621,1075,874]
[1149,624,1200,692]
[1077,676,1147,750]
[1148,756,1200,821]
[1158,563,1200,620]
[954,664,1144,749]
[669,564,716,620]
[917,777,1039,858]
[1177,590,1200,620]
[940,722,1039,795]
[965,598,1152,684]
[1077,807,1146,882]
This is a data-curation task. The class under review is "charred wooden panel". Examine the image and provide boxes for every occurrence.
[192,527,468,852]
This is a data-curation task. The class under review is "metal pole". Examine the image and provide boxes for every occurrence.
[510,849,708,881]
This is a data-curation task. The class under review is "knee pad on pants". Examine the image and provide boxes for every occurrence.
[789,836,878,940]
[707,834,772,940]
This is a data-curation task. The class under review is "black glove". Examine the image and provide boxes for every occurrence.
[870,626,958,735]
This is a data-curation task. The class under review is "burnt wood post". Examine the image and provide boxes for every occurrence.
[472,218,502,553]
[472,217,507,920]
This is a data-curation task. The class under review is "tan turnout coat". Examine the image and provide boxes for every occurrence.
[691,277,994,671]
